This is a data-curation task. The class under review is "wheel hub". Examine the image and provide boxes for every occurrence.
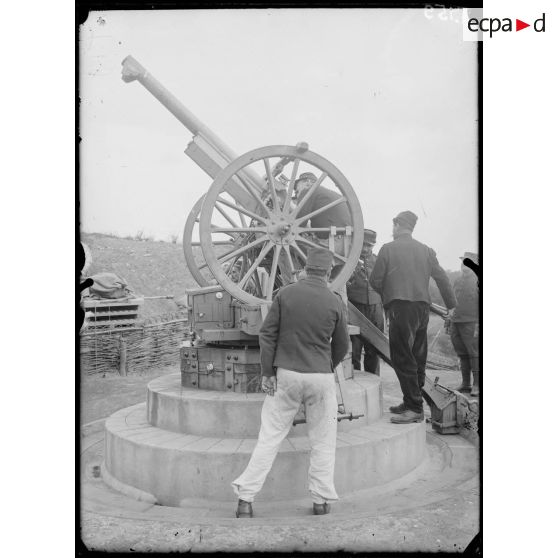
[267,215,296,244]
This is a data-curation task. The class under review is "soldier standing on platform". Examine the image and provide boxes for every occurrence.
[293,172,352,286]
[232,247,349,518]
[347,229,384,375]
[293,172,352,238]
[370,211,456,424]
[447,252,480,397]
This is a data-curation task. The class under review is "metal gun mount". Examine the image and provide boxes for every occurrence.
[121,55,368,425]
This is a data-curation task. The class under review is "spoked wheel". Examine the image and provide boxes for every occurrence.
[183,195,259,287]
[199,145,364,305]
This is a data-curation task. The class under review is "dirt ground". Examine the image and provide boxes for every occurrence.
[80,365,177,425]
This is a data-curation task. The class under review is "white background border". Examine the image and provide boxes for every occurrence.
[2,1,557,556]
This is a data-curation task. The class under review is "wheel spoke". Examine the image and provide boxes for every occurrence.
[252,268,264,298]
[300,227,349,234]
[294,196,347,225]
[284,244,296,272]
[225,254,242,278]
[238,241,275,289]
[296,235,348,263]
[211,227,267,234]
[216,196,268,225]
[236,173,272,216]
[217,235,268,264]
[236,203,247,227]
[215,201,240,228]
[283,158,300,214]
[191,240,234,246]
[210,224,240,239]
[291,240,307,261]
[263,158,280,211]
[266,245,282,300]
[291,171,328,218]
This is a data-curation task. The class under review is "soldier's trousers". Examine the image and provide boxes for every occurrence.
[387,300,430,414]
[450,322,479,372]
[351,302,384,374]
[232,368,338,504]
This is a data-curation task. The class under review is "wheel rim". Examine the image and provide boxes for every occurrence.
[183,195,250,288]
[182,195,211,287]
[199,145,364,305]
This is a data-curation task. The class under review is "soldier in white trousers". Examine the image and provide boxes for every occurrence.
[232,247,349,517]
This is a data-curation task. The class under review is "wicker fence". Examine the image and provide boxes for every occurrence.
[80,305,458,376]
[80,314,190,376]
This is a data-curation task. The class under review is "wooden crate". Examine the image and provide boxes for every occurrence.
[82,297,144,329]
[422,376,460,434]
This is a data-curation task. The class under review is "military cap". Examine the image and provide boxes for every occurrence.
[294,172,318,186]
[393,210,418,230]
[363,229,377,244]
[305,247,334,271]
[460,252,479,265]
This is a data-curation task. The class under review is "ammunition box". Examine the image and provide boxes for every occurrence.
[181,345,262,393]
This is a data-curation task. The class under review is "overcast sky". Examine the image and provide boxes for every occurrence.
[79,8,477,270]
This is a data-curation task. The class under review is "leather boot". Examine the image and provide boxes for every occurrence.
[457,357,472,392]
[390,409,424,424]
[236,499,253,518]
[470,371,479,397]
[313,503,331,515]
[389,402,407,414]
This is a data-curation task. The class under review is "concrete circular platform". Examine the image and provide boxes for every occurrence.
[146,372,382,438]
[104,402,426,505]
[83,423,477,525]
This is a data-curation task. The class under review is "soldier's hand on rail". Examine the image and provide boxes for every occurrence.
[261,375,277,396]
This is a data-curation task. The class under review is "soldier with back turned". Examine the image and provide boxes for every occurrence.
[370,211,456,424]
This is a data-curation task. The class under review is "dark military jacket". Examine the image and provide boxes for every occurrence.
[370,233,456,309]
[452,272,478,323]
[297,185,351,238]
[347,253,383,306]
[259,276,350,377]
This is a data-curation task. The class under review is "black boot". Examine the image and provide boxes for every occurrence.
[457,357,472,392]
[470,370,479,397]
[236,499,253,518]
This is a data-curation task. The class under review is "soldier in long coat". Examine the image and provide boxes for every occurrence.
[232,247,349,517]
[370,211,456,424]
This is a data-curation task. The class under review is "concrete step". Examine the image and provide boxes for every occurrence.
[146,372,382,438]
[104,402,426,506]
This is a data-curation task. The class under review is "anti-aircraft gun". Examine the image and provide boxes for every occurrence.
[121,55,391,421]
[99,58,433,507]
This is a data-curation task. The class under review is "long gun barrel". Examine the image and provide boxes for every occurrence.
[121,55,263,191]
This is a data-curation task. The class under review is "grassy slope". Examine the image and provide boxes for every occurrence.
[82,232,208,317]
[81,232,456,360]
